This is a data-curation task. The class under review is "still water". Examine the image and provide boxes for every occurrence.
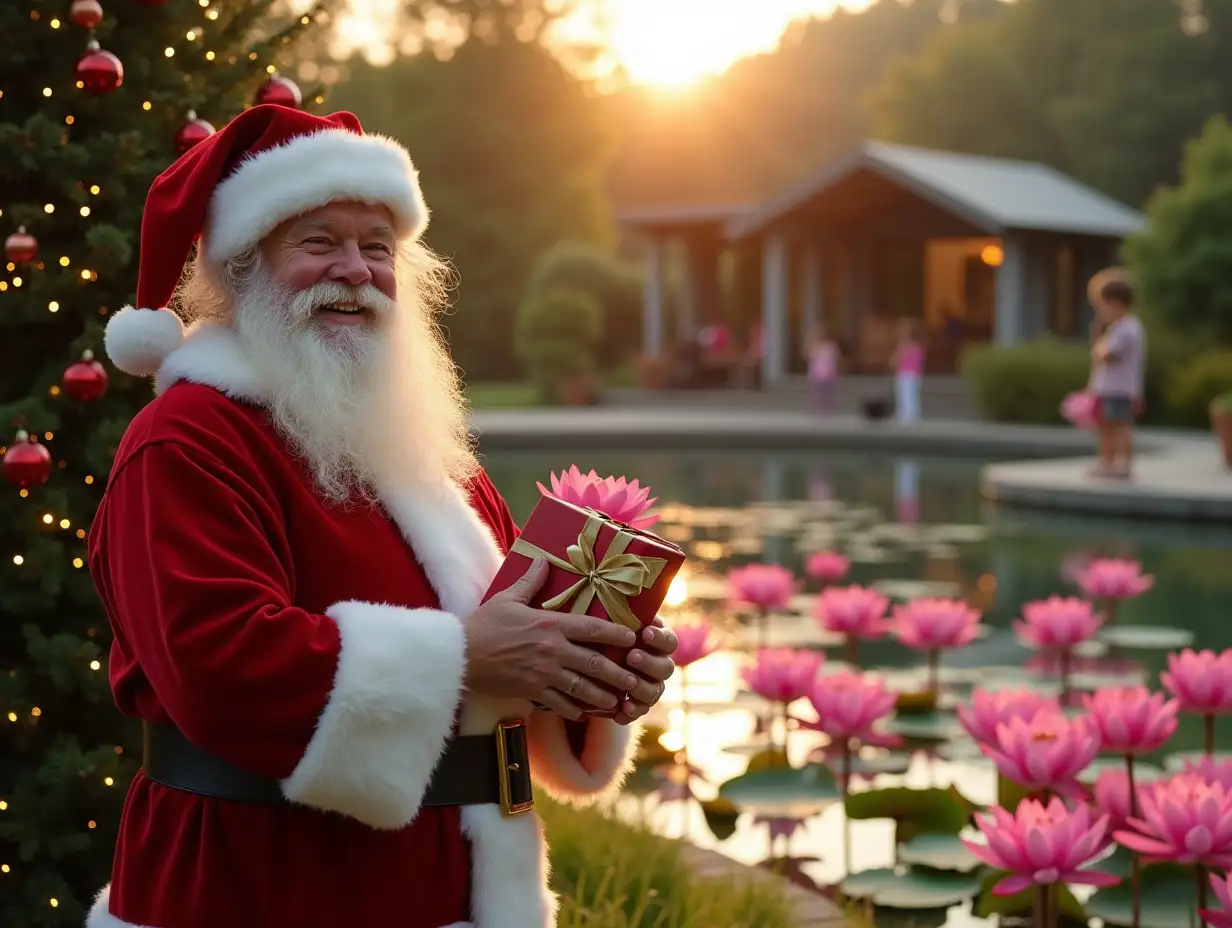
[485,449,1232,925]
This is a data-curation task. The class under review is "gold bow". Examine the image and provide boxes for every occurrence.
[510,512,668,630]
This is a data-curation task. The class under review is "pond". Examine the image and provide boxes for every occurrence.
[484,448,1232,928]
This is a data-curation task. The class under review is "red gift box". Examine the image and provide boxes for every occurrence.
[481,493,686,717]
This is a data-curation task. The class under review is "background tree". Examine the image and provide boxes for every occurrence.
[0,2,326,923]
[329,35,615,380]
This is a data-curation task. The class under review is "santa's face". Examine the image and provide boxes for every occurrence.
[260,200,399,330]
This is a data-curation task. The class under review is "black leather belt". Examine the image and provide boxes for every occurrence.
[142,719,535,816]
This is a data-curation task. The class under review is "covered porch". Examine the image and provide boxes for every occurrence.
[619,141,1146,383]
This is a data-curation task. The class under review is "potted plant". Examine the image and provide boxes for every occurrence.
[515,288,603,406]
[1212,392,1232,468]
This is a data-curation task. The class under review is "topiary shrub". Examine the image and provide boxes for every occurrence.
[961,338,1090,424]
[514,287,603,403]
[1165,350,1232,427]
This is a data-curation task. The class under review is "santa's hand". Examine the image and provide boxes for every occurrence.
[612,619,678,726]
[463,558,640,721]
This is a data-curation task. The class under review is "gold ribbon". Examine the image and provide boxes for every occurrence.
[511,512,668,630]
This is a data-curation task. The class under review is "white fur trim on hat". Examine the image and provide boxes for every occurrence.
[103,306,186,377]
[202,128,428,265]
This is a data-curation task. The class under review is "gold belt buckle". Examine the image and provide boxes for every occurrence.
[495,719,534,816]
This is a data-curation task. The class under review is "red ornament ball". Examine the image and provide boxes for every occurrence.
[3,431,52,489]
[254,73,301,109]
[63,350,109,402]
[70,0,104,29]
[5,226,37,264]
[175,110,216,154]
[77,40,123,95]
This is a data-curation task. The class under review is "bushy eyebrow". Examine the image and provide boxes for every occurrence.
[296,218,395,242]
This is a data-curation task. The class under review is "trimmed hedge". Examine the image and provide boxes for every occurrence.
[1165,350,1232,427]
[961,338,1089,424]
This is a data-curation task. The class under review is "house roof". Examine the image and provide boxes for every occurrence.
[725,140,1146,240]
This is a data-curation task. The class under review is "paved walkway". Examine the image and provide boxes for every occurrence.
[680,845,845,928]
[470,406,1231,523]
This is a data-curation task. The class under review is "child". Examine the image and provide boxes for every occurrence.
[1088,275,1146,479]
[890,318,924,424]
[805,325,840,412]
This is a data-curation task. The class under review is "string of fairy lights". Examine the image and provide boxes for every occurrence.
[1,1,327,909]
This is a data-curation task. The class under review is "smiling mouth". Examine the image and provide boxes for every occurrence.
[318,302,367,315]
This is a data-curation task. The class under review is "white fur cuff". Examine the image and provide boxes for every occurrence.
[527,713,640,806]
[103,306,185,377]
[281,601,466,830]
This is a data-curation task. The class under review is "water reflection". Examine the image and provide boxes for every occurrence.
[483,448,1232,927]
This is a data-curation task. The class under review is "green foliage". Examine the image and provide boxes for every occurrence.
[1165,350,1232,426]
[961,339,1090,424]
[0,3,325,923]
[1125,116,1232,343]
[328,37,615,381]
[525,241,643,368]
[538,796,797,928]
[514,288,603,398]
[843,785,978,844]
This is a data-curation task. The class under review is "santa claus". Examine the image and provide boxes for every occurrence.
[85,104,678,928]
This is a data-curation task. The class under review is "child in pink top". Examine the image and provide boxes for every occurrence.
[891,318,924,423]
[805,325,840,412]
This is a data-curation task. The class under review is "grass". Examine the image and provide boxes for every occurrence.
[539,794,799,928]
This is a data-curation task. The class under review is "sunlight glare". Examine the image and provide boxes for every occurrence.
[664,570,689,608]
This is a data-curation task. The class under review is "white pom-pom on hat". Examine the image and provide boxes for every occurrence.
[103,306,186,377]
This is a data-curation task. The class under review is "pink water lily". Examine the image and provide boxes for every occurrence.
[964,796,1120,895]
[1076,558,1154,601]
[671,621,719,667]
[1160,648,1232,715]
[1092,769,1158,832]
[1014,596,1103,650]
[1202,871,1232,928]
[982,711,1099,797]
[804,670,899,744]
[727,563,797,612]
[1082,685,1179,755]
[805,551,849,584]
[956,688,1060,747]
[891,598,982,651]
[813,585,890,640]
[1114,774,1232,868]
[1183,756,1232,791]
[537,465,659,529]
[741,649,824,704]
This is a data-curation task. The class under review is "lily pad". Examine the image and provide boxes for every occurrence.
[884,711,965,743]
[898,833,982,872]
[841,866,982,909]
[934,738,986,762]
[699,797,740,841]
[819,751,913,777]
[845,786,978,843]
[976,869,1086,920]
[1099,625,1195,650]
[717,763,840,817]
[1068,668,1148,691]
[1085,862,1199,928]
[1078,757,1165,783]
[1163,749,1232,772]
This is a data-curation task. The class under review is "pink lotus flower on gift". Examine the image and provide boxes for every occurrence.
[1202,871,1232,928]
[804,670,899,744]
[537,465,659,530]
[813,585,890,640]
[1114,774,1232,868]
[671,621,719,667]
[1183,756,1232,791]
[1161,648,1232,715]
[964,796,1120,895]
[1092,769,1158,832]
[742,649,824,704]
[727,563,796,612]
[982,711,1099,797]
[891,598,982,651]
[805,551,849,584]
[1014,596,1103,650]
[1076,558,1154,601]
[1082,685,1179,755]
[1061,390,1099,430]
[956,688,1060,747]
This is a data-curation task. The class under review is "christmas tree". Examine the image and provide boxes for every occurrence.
[0,2,327,924]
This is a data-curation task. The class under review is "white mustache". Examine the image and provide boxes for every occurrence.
[287,281,397,324]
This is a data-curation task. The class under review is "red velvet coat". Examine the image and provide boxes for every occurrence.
[85,323,637,928]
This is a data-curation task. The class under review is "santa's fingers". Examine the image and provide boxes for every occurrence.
[533,686,588,721]
[559,643,639,696]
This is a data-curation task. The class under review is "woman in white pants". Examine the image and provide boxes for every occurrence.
[891,318,924,423]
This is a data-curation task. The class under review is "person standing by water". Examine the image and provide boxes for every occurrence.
[890,318,925,424]
[1088,272,1146,479]
[805,324,841,413]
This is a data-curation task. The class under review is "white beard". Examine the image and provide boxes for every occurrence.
[221,261,476,505]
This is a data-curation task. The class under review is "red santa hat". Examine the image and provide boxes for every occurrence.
[103,104,429,377]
